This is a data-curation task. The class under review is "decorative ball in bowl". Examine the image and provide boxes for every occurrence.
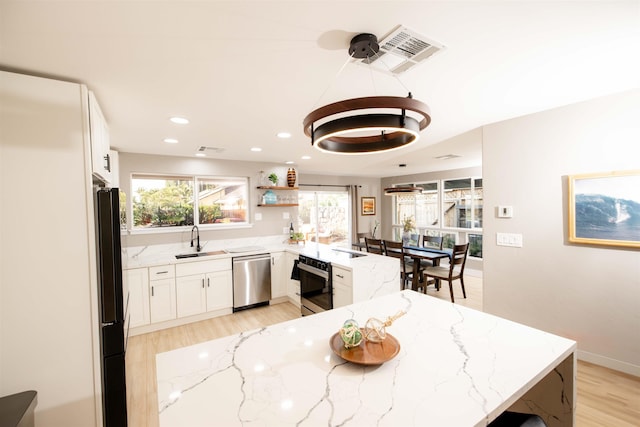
[339,319,363,349]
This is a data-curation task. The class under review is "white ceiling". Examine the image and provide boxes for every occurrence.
[1,1,638,178]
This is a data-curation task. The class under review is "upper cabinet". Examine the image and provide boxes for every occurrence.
[88,91,112,184]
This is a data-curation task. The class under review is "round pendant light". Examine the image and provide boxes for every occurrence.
[303,33,431,155]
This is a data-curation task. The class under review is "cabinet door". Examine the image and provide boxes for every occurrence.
[270,252,287,299]
[176,274,206,317]
[149,278,176,323]
[285,253,300,307]
[206,270,232,312]
[88,91,111,183]
[124,268,150,328]
[333,282,352,308]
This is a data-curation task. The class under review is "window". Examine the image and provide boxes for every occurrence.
[391,176,483,259]
[442,178,483,229]
[298,190,349,248]
[131,174,248,229]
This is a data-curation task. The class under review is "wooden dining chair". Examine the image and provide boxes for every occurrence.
[418,235,444,270]
[364,237,384,255]
[423,243,469,302]
[353,232,371,251]
[382,240,414,290]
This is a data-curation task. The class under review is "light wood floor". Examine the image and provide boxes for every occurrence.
[125,275,639,426]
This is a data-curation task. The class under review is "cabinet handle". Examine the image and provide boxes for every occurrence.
[104,153,111,172]
[336,274,344,279]
[151,286,154,297]
[156,271,169,275]
[207,278,210,287]
[202,279,205,288]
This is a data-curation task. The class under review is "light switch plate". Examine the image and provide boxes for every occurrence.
[496,232,523,247]
[282,212,290,219]
[254,212,262,221]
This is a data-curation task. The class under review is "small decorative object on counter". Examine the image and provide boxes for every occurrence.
[263,189,277,204]
[268,173,279,186]
[286,168,297,187]
[340,319,363,349]
[363,310,406,343]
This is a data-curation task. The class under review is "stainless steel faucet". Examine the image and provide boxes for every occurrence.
[190,225,201,252]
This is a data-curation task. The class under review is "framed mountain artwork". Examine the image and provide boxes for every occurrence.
[568,170,640,248]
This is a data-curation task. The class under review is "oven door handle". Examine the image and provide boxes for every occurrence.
[297,262,330,280]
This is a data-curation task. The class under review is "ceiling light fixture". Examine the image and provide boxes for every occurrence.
[163,138,179,144]
[170,116,189,125]
[251,147,262,152]
[303,33,431,155]
[277,132,292,139]
[384,186,423,195]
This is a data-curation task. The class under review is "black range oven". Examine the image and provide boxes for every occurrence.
[297,255,332,316]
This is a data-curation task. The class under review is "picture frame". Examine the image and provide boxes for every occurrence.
[361,197,376,216]
[568,170,640,248]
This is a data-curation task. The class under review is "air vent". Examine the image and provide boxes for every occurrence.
[197,146,225,153]
[352,25,445,75]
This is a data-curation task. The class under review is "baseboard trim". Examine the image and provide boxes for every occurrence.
[578,349,640,377]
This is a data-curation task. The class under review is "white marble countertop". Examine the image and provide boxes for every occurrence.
[123,237,382,271]
[156,290,576,427]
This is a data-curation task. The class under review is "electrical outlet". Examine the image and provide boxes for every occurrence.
[283,227,289,234]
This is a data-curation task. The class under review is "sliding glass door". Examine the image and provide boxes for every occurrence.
[297,190,349,248]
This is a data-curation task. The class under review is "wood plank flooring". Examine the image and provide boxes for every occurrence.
[125,275,639,426]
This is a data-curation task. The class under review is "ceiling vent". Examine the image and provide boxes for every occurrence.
[197,146,225,153]
[351,25,445,75]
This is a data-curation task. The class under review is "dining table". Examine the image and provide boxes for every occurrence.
[403,245,451,291]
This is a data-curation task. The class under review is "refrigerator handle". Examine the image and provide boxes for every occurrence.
[151,286,154,297]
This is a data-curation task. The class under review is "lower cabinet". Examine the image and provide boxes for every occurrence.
[124,267,150,328]
[285,252,300,306]
[150,279,177,323]
[332,266,353,308]
[270,251,287,299]
[175,259,232,317]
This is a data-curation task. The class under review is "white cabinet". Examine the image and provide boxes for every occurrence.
[124,268,150,328]
[205,270,233,312]
[149,265,176,323]
[176,274,207,317]
[332,266,353,308]
[270,252,287,299]
[88,91,112,183]
[176,259,232,317]
[285,252,300,307]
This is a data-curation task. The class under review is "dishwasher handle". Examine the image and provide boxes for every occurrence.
[232,253,271,263]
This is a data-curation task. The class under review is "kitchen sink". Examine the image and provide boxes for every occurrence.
[175,250,226,259]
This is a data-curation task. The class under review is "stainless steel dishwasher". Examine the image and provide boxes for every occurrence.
[232,253,271,311]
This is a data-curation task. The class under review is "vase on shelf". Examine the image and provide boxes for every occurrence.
[287,168,297,187]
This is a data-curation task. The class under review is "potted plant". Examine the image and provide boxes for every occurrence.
[402,215,415,245]
[268,173,279,186]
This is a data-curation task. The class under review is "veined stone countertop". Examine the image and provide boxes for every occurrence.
[156,290,576,427]
[122,236,390,271]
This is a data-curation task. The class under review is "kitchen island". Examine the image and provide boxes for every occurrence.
[156,290,575,427]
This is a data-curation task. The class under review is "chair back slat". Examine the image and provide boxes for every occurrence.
[365,238,384,255]
[422,235,443,250]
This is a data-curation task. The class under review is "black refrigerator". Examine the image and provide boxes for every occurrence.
[95,187,128,426]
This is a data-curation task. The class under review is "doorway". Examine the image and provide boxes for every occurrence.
[297,190,350,248]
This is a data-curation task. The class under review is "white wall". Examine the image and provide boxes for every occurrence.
[482,89,640,375]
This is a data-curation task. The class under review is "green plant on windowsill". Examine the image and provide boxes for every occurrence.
[402,215,415,233]
[268,173,279,186]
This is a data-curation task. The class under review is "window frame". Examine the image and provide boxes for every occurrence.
[390,175,483,259]
[127,172,251,233]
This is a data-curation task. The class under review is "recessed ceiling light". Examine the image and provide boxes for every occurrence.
[163,138,179,144]
[277,132,291,139]
[195,153,206,157]
[251,147,262,152]
[285,161,295,165]
[170,117,189,125]
[301,155,311,160]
